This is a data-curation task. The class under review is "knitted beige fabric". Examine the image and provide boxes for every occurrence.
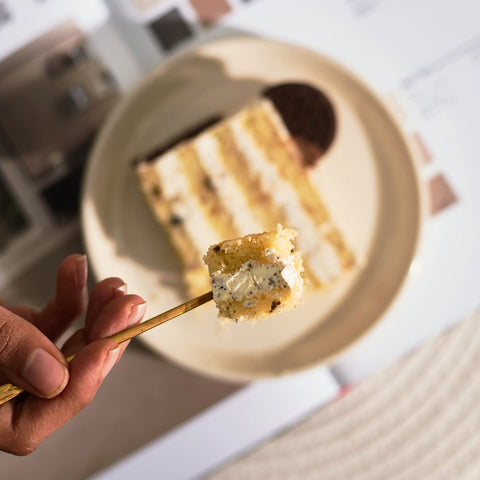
[208,310,480,480]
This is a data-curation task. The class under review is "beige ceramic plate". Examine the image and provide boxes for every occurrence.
[82,36,424,382]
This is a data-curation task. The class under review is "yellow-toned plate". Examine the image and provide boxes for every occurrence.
[81,36,425,382]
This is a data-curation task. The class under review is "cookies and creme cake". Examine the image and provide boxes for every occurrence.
[134,83,355,297]
[203,225,304,322]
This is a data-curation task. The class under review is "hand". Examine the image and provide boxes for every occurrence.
[0,254,146,455]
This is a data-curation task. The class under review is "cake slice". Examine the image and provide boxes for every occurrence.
[134,83,355,297]
[203,225,304,322]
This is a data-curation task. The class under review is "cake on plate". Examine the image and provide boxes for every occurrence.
[134,83,355,296]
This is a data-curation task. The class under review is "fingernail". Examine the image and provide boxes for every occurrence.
[23,349,69,398]
[127,302,146,327]
[102,346,121,379]
[76,255,88,304]
[76,255,88,287]
[113,283,128,297]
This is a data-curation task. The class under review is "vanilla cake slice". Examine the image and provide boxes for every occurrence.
[203,225,304,322]
[135,88,355,296]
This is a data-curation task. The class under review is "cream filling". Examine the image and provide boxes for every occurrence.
[194,134,263,236]
[230,111,342,283]
[211,257,300,307]
[154,151,220,255]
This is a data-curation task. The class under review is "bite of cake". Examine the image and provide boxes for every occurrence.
[203,225,304,322]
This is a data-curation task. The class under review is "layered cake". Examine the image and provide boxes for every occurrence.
[203,225,304,322]
[135,83,355,296]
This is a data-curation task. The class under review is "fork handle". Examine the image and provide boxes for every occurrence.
[0,383,24,405]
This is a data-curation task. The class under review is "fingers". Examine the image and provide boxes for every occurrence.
[87,294,146,342]
[0,339,118,455]
[60,294,146,412]
[6,306,38,323]
[61,294,146,357]
[0,263,146,456]
[59,276,128,354]
[32,254,89,341]
[61,293,146,409]
[0,308,68,399]
[8,257,131,347]
[0,294,147,455]
[84,277,128,334]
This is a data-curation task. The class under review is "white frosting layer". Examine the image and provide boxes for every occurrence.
[154,151,219,255]
[194,134,263,236]
[152,101,343,285]
[230,109,341,283]
[211,257,300,307]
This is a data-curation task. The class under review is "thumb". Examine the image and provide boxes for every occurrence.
[0,307,69,399]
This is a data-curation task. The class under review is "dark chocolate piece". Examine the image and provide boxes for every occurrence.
[150,184,162,198]
[270,299,281,312]
[263,83,336,167]
[169,214,184,226]
[203,176,216,191]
